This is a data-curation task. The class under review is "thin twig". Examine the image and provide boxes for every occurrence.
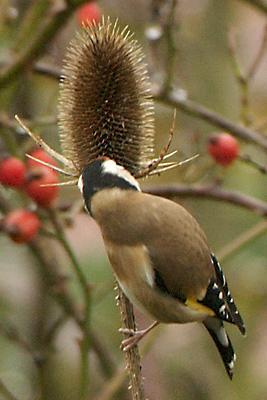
[162,0,179,92]
[228,29,250,125]
[155,87,267,151]
[228,24,267,126]
[34,60,62,79]
[94,367,126,400]
[148,184,267,216]
[239,154,267,174]
[0,320,38,360]
[0,379,18,400]
[248,23,267,79]
[217,219,267,261]
[43,314,67,345]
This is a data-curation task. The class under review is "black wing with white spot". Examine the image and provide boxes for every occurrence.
[211,254,246,335]
[198,254,245,335]
[199,278,234,323]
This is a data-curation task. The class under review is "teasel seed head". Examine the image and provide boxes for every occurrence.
[58,18,155,176]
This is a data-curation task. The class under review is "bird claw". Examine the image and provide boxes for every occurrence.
[120,331,144,352]
[119,321,159,352]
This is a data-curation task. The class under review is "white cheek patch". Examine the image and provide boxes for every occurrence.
[102,159,141,191]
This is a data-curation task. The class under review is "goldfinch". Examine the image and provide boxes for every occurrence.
[78,157,245,379]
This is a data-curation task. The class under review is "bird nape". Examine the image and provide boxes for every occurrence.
[78,157,245,379]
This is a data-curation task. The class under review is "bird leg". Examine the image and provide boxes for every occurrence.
[119,321,159,352]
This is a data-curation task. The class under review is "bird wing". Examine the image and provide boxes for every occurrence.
[129,193,215,302]
[93,189,243,325]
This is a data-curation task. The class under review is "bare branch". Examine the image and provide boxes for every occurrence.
[248,23,267,79]
[148,184,267,216]
[155,87,267,151]
[217,219,267,261]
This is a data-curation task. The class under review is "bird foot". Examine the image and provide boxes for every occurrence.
[119,321,159,352]
[119,328,147,352]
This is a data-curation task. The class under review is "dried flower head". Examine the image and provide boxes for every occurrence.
[58,18,155,176]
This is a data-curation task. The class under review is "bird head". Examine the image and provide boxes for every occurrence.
[78,158,141,215]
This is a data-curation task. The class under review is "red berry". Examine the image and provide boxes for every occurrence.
[76,2,101,26]
[27,148,57,171]
[0,157,26,188]
[25,167,59,207]
[3,209,41,243]
[208,133,239,166]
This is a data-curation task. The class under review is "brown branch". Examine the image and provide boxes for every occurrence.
[147,184,267,216]
[155,88,267,151]
[239,154,267,174]
[8,59,267,152]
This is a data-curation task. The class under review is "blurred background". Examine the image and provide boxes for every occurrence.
[0,1,267,399]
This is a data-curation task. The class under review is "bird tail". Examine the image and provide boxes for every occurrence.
[203,317,236,379]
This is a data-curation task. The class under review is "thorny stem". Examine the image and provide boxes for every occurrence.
[117,287,146,400]
[47,208,91,399]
